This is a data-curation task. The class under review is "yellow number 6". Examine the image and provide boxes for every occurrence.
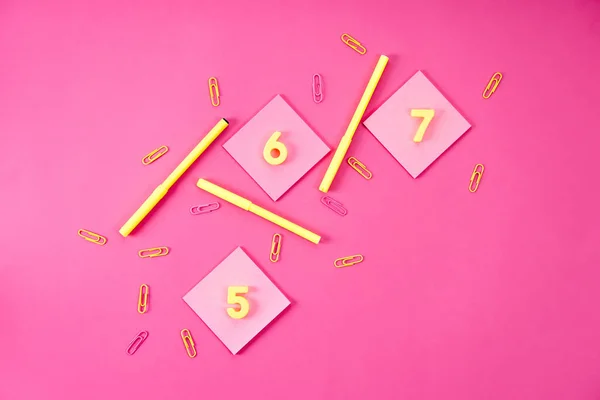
[263,131,288,165]
[410,109,435,143]
[227,286,250,319]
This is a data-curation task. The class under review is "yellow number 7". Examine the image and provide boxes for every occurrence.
[227,286,250,319]
[410,109,435,143]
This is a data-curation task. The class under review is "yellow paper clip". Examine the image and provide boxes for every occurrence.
[208,77,220,106]
[347,157,372,180]
[141,146,169,165]
[469,164,485,193]
[334,255,364,268]
[270,233,282,263]
[341,33,366,55]
[138,247,169,258]
[482,72,502,99]
[137,284,149,314]
[180,329,197,358]
[77,229,107,245]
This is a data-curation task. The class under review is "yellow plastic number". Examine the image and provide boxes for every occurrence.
[263,131,288,165]
[227,286,250,319]
[410,109,435,143]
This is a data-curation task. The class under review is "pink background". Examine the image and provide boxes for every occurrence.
[1,0,600,399]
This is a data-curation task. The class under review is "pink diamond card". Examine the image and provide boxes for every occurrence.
[223,95,330,201]
[182,247,290,354]
[363,71,471,178]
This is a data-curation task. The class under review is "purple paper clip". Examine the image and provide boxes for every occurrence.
[126,331,148,355]
[312,74,323,103]
[190,202,220,215]
[320,196,347,216]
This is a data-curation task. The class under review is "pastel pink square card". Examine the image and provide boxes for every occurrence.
[363,71,471,178]
[223,95,330,201]
[182,247,290,354]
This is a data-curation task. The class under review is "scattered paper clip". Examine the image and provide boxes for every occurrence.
[270,233,282,263]
[320,196,348,216]
[340,33,366,55]
[141,146,169,165]
[312,74,323,103]
[347,156,372,180]
[334,255,364,268]
[482,72,502,99]
[137,284,149,314]
[208,76,220,107]
[190,202,220,215]
[469,164,485,193]
[126,331,149,355]
[180,329,197,358]
[77,229,107,246]
[138,247,169,258]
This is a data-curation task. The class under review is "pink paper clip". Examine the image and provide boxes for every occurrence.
[320,196,347,216]
[190,202,220,215]
[312,74,323,103]
[126,331,149,355]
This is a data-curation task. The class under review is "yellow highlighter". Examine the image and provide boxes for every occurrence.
[196,179,321,244]
[119,118,229,237]
[319,55,389,193]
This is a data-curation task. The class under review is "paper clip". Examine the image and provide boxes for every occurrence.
[126,331,149,355]
[208,76,220,107]
[312,74,323,103]
[141,146,169,165]
[190,202,220,215]
[469,164,485,193]
[180,329,197,358]
[77,229,107,245]
[482,72,502,99]
[340,33,366,55]
[270,233,282,263]
[137,284,149,314]
[347,156,372,180]
[320,196,347,216]
[334,255,364,268]
[138,247,169,258]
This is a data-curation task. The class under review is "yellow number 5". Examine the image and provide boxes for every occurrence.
[227,286,250,319]
[410,109,435,143]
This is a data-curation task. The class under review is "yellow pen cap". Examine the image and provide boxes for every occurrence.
[250,205,321,244]
[196,179,252,210]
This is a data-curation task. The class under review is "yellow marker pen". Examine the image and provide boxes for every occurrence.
[196,179,321,244]
[319,55,388,193]
[119,118,229,237]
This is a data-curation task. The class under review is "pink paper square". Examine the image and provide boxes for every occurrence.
[182,247,290,354]
[223,95,330,200]
[363,71,471,178]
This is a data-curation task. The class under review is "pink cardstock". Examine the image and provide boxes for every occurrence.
[363,71,471,178]
[182,247,290,354]
[223,95,330,201]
